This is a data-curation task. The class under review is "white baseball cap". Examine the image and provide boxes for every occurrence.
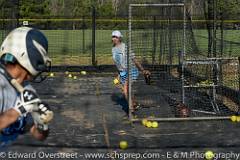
[112,30,123,38]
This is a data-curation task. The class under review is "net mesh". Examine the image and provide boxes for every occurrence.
[128,2,240,120]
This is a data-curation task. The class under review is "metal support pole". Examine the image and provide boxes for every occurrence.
[152,16,157,65]
[212,0,218,104]
[16,0,20,27]
[213,0,217,57]
[220,14,223,57]
[92,6,96,66]
[238,57,240,95]
[131,116,231,122]
[82,16,85,54]
[159,8,164,65]
[182,5,186,104]
[128,5,133,120]
[168,7,173,65]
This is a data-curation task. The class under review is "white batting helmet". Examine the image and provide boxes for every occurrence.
[0,27,51,77]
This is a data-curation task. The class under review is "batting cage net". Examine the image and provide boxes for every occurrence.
[128,4,185,66]
[183,58,239,118]
[128,2,240,122]
[128,3,186,121]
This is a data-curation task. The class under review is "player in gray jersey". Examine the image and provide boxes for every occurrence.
[112,30,151,112]
[0,27,53,147]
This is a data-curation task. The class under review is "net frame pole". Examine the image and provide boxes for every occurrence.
[131,116,231,122]
[182,4,186,104]
[168,7,172,65]
[129,4,185,7]
[128,4,133,120]
[152,16,157,65]
[238,57,240,104]
[92,6,96,66]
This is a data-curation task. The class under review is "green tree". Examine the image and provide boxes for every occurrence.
[20,0,50,18]
[73,0,91,17]
[216,0,240,19]
[49,0,64,16]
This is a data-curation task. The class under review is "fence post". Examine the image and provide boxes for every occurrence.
[82,16,85,54]
[92,6,96,66]
[152,16,156,65]
[238,57,240,93]
[16,0,20,27]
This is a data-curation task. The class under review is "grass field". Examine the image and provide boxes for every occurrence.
[42,30,121,65]
[193,29,240,57]
[0,29,239,65]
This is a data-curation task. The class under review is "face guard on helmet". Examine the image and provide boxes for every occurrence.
[0,27,51,82]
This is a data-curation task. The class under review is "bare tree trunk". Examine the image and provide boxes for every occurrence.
[204,0,214,58]
[186,7,200,55]
[112,0,120,17]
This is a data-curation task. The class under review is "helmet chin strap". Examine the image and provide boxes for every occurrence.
[32,74,47,83]
[31,61,51,83]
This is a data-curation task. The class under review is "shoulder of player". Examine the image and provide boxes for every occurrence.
[0,73,8,87]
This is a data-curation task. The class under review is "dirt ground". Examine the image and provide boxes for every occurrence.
[4,72,240,160]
